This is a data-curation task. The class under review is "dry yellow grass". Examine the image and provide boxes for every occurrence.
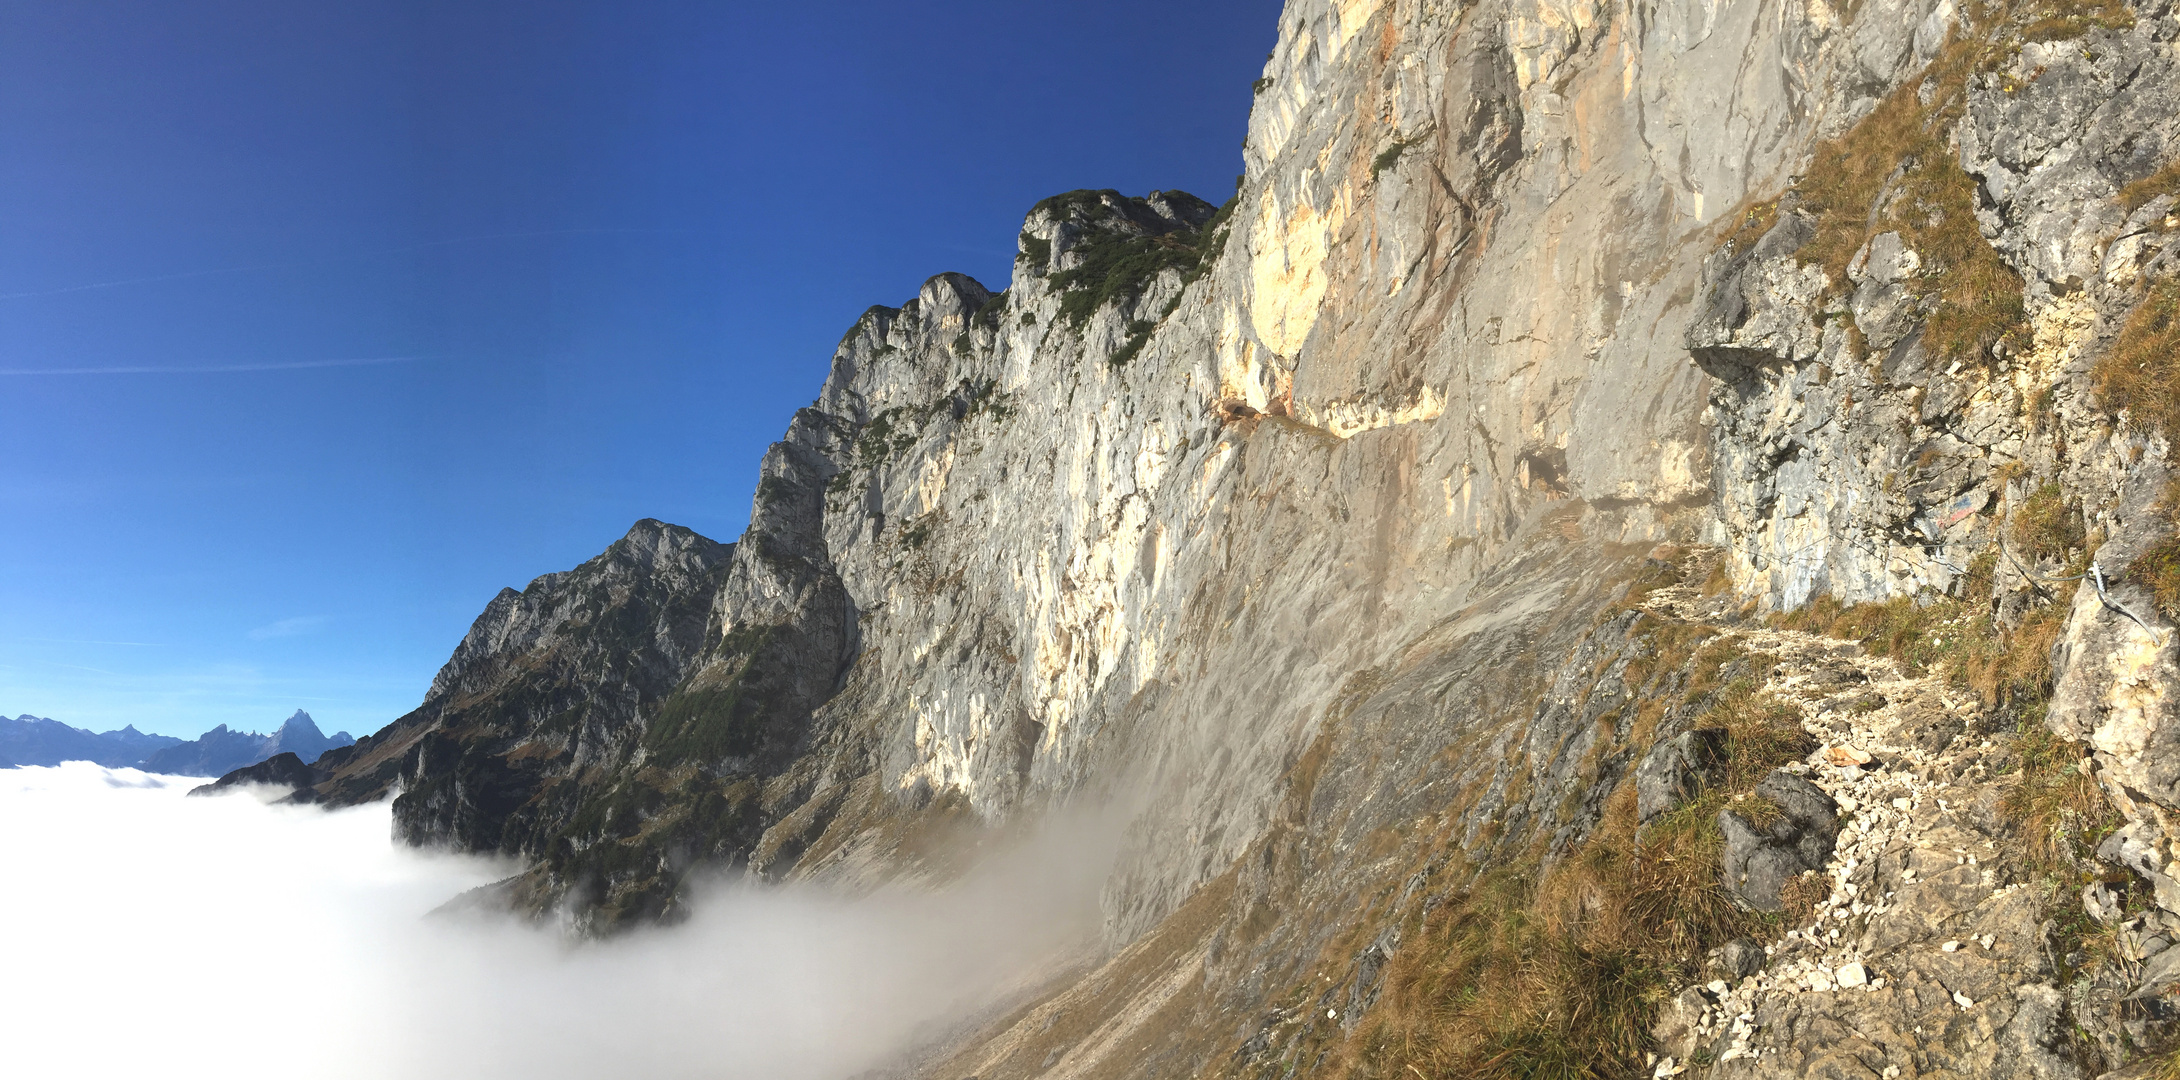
[1792,25,2028,366]
[1321,633,1813,1080]
[2128,483,2180,622]
[2000,724,2118,875]
[2094,276,2180,437]
[2019,0,2134,40]
[2119,160,2180,214]
[2012,482,2088,563]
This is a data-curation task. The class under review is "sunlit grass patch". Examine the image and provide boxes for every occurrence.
[2094,276,2180,437]
[1790,26,2028,367]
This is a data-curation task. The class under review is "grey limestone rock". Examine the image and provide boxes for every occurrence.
[1720,769,1841,910]
[1636,727,1726,825]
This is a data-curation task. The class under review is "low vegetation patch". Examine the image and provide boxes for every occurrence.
[1775,574,2064,711]
[1016,232,1051,270]
[2012,481,2088,563]
[1787,11,2048,366]
[2018,0,2134,42]
[1028,189,1236,330]
[2120,160,2180,215]
[1369,139,1410,180]
[1328,624,1812,1079]
[2129,483,2180,621]
[1049,226,1204,326]
[2001,723,2119,876]
[2094,275,2180,437]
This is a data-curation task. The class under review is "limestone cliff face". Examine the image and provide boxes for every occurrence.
[290,0,2180,1073]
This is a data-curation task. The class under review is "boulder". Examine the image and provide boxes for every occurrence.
[1636,728,1726,825]
[1719,769,1840,910]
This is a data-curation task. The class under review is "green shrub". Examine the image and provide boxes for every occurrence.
[1049,230,1206,325]
[1370,140,1409,179]
[1017,233,1051,271]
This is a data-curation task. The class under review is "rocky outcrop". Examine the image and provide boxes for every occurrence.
[1680,2,2180,1073]
[188,752,324,801]
[1640,728,1726,825]
[1719,770,1841,910]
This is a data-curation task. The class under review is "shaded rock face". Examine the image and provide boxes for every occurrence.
[1639,727,1726,825]
[188,752,323,802]
[307,519,738,919]
[291,0,2180,1074]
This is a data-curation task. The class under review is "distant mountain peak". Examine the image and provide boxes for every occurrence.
[141,711,355,777]
[1,713,182,768]
[275,710,321,737]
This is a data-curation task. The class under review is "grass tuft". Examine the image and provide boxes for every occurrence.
[2119,160,2180,214]
[2019,0,2134,41]
[2093,276,2180,437]
[2129,483,2180,621]
[2013,482,2087,563]
[1788,22,2030,367]
[2000,723,2119,875]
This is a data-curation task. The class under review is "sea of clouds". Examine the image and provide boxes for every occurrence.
[0,762,1101,1080]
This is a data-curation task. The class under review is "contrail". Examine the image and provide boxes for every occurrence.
[0,228,692,302]
[9,638,168,647]
[0,355,424,376]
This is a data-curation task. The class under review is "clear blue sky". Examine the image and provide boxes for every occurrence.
[0,0,1280,739]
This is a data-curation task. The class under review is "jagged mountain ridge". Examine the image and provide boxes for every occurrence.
[0,714,181,768]
[273,0,2180,1074]
[142,710,353,777]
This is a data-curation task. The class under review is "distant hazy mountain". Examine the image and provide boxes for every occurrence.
[0,714,184,768]
[140,710,354,777]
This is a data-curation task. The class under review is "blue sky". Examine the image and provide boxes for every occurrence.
[0,0,1281,739]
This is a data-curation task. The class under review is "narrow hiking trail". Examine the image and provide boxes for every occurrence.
[1636,566,2119,1080]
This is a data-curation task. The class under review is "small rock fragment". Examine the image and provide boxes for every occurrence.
[1825,745,1873,769]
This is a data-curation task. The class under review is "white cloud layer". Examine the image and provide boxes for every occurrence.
[0,763,1102,1080]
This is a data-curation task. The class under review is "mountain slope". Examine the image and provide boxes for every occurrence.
[295,0,2180,1075]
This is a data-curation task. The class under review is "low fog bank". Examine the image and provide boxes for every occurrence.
[0,763,1108,1080]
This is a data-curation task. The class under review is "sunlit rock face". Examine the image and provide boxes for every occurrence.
[289,0,2180,1073]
